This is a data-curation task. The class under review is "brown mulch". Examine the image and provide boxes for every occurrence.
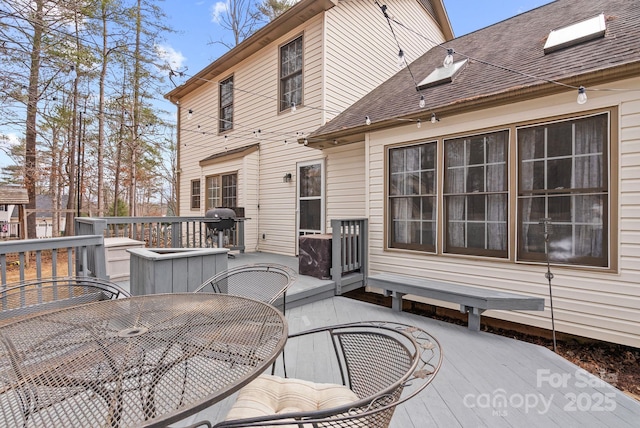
[344,289,640,401]
[2,250,74,283]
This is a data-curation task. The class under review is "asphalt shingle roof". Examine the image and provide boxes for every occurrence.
[310,0,640,141]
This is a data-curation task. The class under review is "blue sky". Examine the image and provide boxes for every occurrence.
[158,0,555,80]
[1,1,554,168]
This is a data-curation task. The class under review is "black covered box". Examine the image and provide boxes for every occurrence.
[299,234,332,279]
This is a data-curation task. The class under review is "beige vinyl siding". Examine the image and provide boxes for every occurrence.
[179,16,326,256]
[325,142,366,231]
[176,1,448,255]
[324,0,445,117]
[365,77,640,347]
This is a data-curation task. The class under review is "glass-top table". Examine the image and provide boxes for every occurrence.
[0,293,287,427]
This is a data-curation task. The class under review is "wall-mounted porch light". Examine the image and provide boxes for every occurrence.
[283,173,292,183]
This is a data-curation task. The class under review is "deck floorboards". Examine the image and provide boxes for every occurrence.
[116,251,639,427]
[172,294,640,427]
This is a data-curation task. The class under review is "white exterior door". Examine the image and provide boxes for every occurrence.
[297,159,325,239]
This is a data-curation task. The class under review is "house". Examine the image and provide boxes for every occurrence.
[306,0,640,347]
[0,186,28,239]
[165,0,453,255]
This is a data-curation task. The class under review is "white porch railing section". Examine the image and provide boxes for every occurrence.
[331,218,368,294]
[0,235,106,286]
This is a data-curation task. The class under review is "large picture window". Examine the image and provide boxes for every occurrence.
[219,75,233,132]
[517,113,608,267]
[206,173,237,210]
[386,111,612,269]
[279,36,303,112]
[444,130,508,257]
[388,142,437,251]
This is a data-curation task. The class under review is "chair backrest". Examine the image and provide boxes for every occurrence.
[215,321,442,428]
[193,263,296,312]
[0,276,130,324]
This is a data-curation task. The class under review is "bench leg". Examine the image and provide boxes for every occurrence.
[461,305,485,331]
[384,290,405,312]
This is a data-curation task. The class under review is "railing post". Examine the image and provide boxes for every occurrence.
[171,222,182,248]
[331,219,343,294]
[92,238,108,279]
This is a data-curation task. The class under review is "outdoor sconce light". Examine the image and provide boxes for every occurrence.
[283,173,292,183]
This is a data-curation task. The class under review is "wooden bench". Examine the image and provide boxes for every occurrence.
[367,272,545,331]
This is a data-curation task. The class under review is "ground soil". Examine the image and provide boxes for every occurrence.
[2,249,73,284]
[344,289,640,401]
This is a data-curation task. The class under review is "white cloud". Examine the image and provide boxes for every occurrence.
[211,1,229,24]
[155,44,186,70]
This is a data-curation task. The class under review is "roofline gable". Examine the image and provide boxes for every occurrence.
[165,0,337,102]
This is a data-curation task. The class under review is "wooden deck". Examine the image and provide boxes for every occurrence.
[160,251,640,427]
[172,295,640,427]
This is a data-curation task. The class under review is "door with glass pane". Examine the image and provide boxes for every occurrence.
[297,160,325,239]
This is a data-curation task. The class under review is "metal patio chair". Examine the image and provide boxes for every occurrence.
[193,263,296,314]
[187,321,442,428]
[0,276,130,325]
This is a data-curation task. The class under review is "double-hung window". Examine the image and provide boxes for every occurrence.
[206,172,237,210]
[219,76,233,132]
[388,142,437,252]
[279,36,303,112]
[517,113,608,267]
[190,180,201,210]
[444,130,509,257]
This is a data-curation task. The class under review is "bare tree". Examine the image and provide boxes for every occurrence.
[211,0,261,48]
[256,0,294,21]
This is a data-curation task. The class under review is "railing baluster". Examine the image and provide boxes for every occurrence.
[52,249,58,277]
[36,250,42,280]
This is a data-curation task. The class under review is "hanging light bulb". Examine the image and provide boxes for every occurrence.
[577,86,587,105]
[431,113,439,124]
[365,116,371,126]
[419,94,425,108]
[187,109,193,119]
[398,49,406,69]
[290,102,296,113]
[443,48,454,68]
[416,119,421,129]
[303,139,309,146]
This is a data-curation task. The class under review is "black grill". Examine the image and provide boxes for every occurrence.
[205,208,237,255]
[204,208,237,232]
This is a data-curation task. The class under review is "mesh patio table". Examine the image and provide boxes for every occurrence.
[0,293,287,428]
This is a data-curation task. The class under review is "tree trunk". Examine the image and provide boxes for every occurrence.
[24,0,44,239]
[97,1,109,216]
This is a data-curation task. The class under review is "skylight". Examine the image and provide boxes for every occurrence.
[544,13,606,54]
[417,59,468,90]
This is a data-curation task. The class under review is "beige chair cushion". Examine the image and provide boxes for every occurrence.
[225,374,359,427]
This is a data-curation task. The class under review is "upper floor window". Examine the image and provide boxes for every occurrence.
[517,113,608,267]
[388,142,437,252]
[219,75,233,133]
[206,172,237,210]
[190,180,201,210]
[444,130,509,257]
[280,36,303,112]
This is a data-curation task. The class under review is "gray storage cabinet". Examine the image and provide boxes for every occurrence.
[128,248,228,295]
